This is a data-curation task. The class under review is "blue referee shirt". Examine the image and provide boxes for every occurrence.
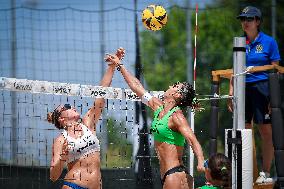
[246,31,281,83]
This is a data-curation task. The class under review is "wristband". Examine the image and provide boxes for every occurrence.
[116,63,123,71]
[142,92,153,105]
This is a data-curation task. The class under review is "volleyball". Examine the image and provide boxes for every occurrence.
[142,5,168,31]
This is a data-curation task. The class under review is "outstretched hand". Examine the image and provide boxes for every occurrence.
[104,47,125,67]
[116,47,125,60]
[104,54,120,65]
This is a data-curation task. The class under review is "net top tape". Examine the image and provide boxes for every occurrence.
[0,77,164,101]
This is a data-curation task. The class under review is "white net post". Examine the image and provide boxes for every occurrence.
[230,37,253,189]
[233,37,246,130]
[225,129,253,189]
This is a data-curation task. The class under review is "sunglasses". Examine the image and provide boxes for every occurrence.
[52,104,72,127]
[61,104,72,111]
[240,17,255,22]
[204,159,209,169]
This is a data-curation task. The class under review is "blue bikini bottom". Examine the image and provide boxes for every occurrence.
[63,181,88,189]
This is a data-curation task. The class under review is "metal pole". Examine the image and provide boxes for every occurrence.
[11,0,17,164]
[232,37,246,189]
[134,2,140,126]
[99,0,105,77]
[133,1,140,124]
[23,0,38,79]
[185,0,194,179]
[99,0,108,154]
[271,0,276,38]
[233,37,246,131]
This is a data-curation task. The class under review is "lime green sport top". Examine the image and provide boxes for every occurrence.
[150,106,185,146]
[198,185,222,189]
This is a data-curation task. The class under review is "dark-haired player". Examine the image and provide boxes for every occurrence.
[105,48,205,189]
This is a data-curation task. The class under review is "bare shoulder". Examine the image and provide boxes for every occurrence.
[54,134,65,145]
[171,110,191,132]
[148,97,164,110]
[171,110,186,122]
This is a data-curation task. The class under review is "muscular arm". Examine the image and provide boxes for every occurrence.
[118,64,146,98]
[172,112,205,172]
[118,64,163,110]
[83,65,116,130]
[105,52,163,110]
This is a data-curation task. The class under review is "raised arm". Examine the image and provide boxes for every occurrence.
[105,48,163,111]
[106,55,146,97]
[82,61,116,130]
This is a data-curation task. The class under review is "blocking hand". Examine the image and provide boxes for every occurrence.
[104,47,125,67]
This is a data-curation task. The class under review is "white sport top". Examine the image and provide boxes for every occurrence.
[62,124,100,163]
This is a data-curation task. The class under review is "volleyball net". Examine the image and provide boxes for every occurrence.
[0,4,247,189]
[0,6,149,188]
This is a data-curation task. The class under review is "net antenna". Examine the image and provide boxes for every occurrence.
[189,3,198,183]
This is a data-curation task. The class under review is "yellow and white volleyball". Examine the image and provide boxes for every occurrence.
[142,5,168,31]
